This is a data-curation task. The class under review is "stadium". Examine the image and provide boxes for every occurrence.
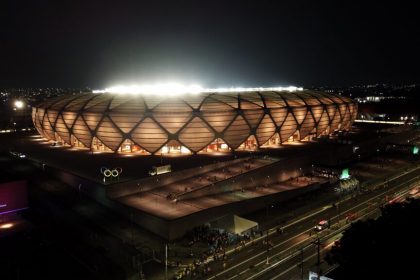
[32,88,357,154]
[28,87,359,239]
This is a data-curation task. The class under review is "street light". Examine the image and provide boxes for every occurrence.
[14,100,24,109]
[312,238,322,278]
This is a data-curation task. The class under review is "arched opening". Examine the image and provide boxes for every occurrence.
[158,140,191,155]
[319,126,330,136]
[301,128,317,142]
[261,133,281,148]
[237,135,258,151]
[118,139,149,155]
[288,131,300,142]
[53,132,67,146]
[91,136,113,152]
[200,138,231,153]
[70,134,87,148]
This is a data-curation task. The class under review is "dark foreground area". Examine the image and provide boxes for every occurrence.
[326,199,420,279]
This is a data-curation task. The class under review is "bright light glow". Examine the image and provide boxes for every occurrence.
[94,83,203,95]
[0,223,13,229]
[205,86,303,93]
[355,119,404,125]
[14,100,24,109]
[161,146,169,153]
[93,84,303,95]
[180,146,190,154]
[340,168,350,180]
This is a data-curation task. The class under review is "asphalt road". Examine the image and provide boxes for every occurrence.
[196,165,420,280]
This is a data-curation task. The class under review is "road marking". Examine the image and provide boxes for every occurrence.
[237,178,420,280]
[205,173,420,280]
[250,198,411,280]
[207,231,308,279]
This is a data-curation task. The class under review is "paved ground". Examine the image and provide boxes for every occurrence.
[0,124,399,184]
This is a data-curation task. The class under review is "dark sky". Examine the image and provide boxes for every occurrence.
[1,1,419,88]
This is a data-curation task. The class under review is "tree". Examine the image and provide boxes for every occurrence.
[326,200,420,279]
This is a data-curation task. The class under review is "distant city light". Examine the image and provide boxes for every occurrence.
[93,84,303,95]
[355,120,405,125]
[14,100,24,109]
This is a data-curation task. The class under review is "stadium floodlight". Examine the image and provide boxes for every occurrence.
[94,83,203,95]
[206,86,303,93]
[93,84,304,95]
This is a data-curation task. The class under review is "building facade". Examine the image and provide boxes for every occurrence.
[32,89,357,155]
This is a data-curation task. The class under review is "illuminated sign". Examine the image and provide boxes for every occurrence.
[0,180,28,215]
[340,168,350,180]
[100,167,123,178]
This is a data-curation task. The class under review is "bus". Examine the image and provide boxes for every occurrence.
[149,164,172,176]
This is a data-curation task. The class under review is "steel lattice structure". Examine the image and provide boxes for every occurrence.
[32,90,357,154]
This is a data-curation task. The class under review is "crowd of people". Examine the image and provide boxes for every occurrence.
[171,220,289,279]
[174,225,254,279]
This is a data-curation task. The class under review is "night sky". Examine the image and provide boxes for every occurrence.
[1,1,419,88]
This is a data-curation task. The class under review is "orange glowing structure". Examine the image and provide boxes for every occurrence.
[32,89,357,154]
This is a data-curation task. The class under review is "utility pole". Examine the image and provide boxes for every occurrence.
[266,203,268,217]
[312,238,321,280]
[165,243,168,280]
[266,230,269,264]
[337,191,342,226]
[300,247,304,280]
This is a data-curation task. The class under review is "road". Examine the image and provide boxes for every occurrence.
[197,165,420,280]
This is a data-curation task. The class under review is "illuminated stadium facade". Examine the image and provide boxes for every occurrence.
[32,88,357,155]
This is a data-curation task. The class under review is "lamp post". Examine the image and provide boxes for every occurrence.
[165,243,168,280]
[299,247,304,280]
[311,237,322,280]
[12,100,25,132]
[265,230,269,264]
[130,211,134,243]
[137,183,142,195]
[336,190,342,226]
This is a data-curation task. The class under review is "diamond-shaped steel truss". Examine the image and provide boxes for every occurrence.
[32,91,358,154]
